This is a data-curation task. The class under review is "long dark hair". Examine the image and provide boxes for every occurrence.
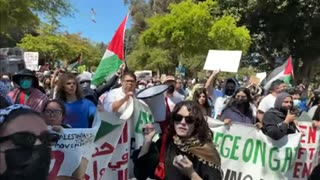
[313,105,320,120]
[166,101,212,144]
[225,87,253,114]
[193,88,211,116]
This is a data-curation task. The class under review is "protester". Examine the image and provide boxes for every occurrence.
[184,79,194,98]
[205,70,220,105]
[257,80,287,122]
[7,69,49,112]
[220,87,256,125]
[311,105,320,128]
[0,104,59,179]
[42,77,52,97]
[43,99,71,129]
[163,75,183,112]
[247,84,264,107]
[193,88,212,117]
[137,80,147,90]
[1,75,13,91]
[262,92,298,140]
[308,89,320,108]
[51,68,66,99]
[133,101,222,180]
[103,71,137,113]
[0,95,12,109]
[78,64,125,106]
[309,163,320,180]
[174,78,185,99]
[55,73,96,128]
[213,77,239,118]
[0,81,12,108]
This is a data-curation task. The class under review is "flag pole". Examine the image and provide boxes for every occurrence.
[123,10,130,72]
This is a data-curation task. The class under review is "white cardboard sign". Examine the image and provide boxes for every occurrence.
[203,50,242,73]
[256,72,267,84]
[24,52,39,71]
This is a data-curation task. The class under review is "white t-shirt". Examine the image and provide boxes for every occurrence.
[103,87,132,114]
[258,94,277,113]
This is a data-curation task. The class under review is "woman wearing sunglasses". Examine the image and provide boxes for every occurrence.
[133,101,222,180]
[0,104,59,180]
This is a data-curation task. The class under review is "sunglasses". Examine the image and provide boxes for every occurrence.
[173,114,195,124]
[80,80,91,84]
[44,109,62,116]
[0,131,60,148]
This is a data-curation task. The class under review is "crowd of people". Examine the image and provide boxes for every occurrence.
[0,64,320,179]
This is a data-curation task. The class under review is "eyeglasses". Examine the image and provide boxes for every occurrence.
[0,131,60,148]
[44,109,62,116]
[80,80,91,84]
[173,114,195,124]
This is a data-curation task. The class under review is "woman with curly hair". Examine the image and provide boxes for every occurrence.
[133,101,222,180]
[193,88,213,117]
[55,73,96,128]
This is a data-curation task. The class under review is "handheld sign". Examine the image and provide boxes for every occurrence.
[256,72,267,84]
[24,52,39,71]
[203,50,242,73]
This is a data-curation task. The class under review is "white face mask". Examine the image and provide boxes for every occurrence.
[293,99,301,106]
[138,85,146,90]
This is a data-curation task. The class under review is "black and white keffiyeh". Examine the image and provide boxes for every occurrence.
[0,104,30,126]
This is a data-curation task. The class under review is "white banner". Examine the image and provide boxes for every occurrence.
[48,119,100,180]
[85,98,154,180]
[48,114,319,180]
[24,52,39,71]
[208,117,320,180]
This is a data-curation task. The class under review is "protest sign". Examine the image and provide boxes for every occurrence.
[134,70,152,81]
[291,122,320,179]
[85,98,154,180]
[48,119,100,180]
[208,117,320,180]
[24,52,39,71]
[204,50,242,73]
[256,72,267,84]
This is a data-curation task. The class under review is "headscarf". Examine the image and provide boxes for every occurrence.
[0,104,30,126]
[274,92,291,110]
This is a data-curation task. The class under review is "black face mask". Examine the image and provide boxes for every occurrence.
[225,89,235,96]
[167,84,175,94]
[0,144,51,180]
[235,99,249,105]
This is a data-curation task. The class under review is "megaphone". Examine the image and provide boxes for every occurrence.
[136,84,168,122]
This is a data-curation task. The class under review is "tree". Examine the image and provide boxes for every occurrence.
[216,0,320,83]
[127,0,251,77]
[0,0,73,47]
[18,24,101,68]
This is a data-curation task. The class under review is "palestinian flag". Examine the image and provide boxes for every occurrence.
[92,15,128,86]
[262,56,294,90]
[67,53,82,70]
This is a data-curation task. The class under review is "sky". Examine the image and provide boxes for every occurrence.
[59,0,129,43]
